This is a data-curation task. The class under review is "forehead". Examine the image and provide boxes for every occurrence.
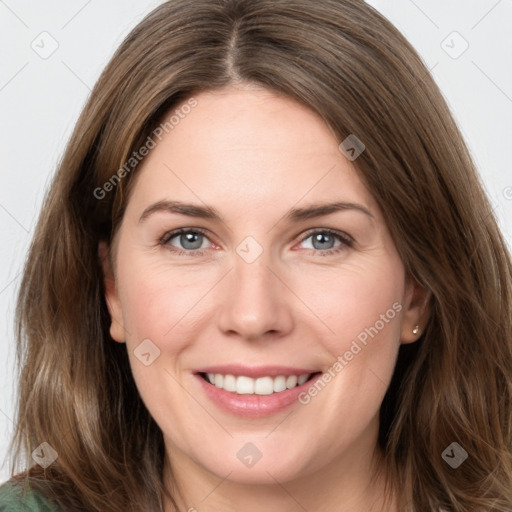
[126,86,378,219]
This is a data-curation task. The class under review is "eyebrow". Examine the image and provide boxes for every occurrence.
[138,199,374,223]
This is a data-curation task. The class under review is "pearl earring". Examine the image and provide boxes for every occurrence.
[412,325,420,335]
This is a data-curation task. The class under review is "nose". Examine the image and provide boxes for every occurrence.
[216,251,295,342]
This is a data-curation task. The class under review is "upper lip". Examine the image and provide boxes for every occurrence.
[194,365,320,379]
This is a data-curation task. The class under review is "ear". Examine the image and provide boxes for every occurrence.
[400,275,430,344]
[98,240,126,343]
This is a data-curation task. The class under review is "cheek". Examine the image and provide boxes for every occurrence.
[116,267,203,433]
[117,261,219,368]
[291,252,405,424]
[297,254,405,354]
[293,270,403,452]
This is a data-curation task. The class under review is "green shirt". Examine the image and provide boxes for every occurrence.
[0,480,63,511]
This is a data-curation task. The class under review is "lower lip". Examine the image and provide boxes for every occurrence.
[194,373,322,418]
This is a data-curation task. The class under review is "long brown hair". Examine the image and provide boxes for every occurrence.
[8,0,512,510]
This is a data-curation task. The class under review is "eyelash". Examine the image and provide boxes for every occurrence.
[159,227,354,257]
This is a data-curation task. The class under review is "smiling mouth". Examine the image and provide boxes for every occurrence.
[198,372,321,396]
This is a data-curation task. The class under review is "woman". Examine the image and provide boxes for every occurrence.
[1,0,511,511]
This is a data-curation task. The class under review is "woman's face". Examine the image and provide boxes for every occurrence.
[101,85,425,486]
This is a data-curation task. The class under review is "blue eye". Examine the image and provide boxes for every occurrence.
[160,228,211,255]
[298,229,353,255]
[159,228,353,257]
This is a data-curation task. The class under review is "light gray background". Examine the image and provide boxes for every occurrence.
[1,0,511,482]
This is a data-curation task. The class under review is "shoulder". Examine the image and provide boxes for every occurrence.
[0,478,64,511]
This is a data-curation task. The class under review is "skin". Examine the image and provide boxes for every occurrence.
[100,84,429,512]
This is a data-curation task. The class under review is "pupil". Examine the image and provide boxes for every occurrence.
[313,233,334,250]
[181,232,202,250]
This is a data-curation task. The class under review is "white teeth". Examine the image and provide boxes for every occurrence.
[297,374,309,386]
[236,376,254,394]
[214,374,224,388]
[223,374,236,392]
[273,375,287,392]
[286,375,298,389]
[254,377,274,395]
[205,373,312,395]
